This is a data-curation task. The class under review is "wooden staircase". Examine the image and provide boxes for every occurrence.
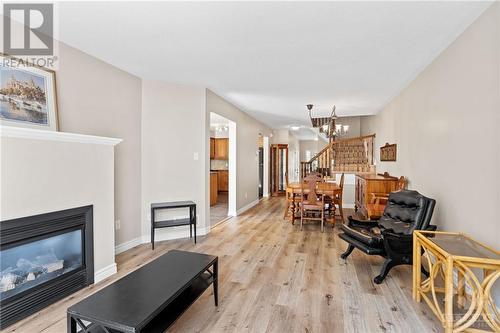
[300,134,376,178]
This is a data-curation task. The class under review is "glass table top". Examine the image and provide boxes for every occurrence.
[423,233,500,260]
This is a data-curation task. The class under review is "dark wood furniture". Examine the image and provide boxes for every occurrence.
[151,201,196,250]
[67,250,218,333]
[340,190,436,284]
[354,172,399,218]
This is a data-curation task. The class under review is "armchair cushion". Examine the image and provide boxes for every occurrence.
[377,190,434,235]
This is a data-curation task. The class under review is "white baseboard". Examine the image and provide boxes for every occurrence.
[236,199,259,215]
[141,225,210,244]
[115,237,142,255]
[94,263,117,283]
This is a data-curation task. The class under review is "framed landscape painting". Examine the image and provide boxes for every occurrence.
[0,54,58,131]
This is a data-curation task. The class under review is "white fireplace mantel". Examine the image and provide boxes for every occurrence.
[1,125,121,283]
[0,126,122,146]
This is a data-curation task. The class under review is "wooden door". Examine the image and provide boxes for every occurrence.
[270,144,288,196]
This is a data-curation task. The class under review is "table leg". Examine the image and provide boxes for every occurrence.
[67,315,76,333]
[413,235,421,302]
[151,208,155,250]
[189,206,193,239]
[213,259,219,306]
[444,257,454,333]
[193,205,197,244]
[457,270,465,308]
[289,194,295,223]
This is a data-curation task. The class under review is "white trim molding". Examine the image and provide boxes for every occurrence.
[0,125,122,146]
[94,263,117,283]
[236,198,259,215]
[115,237,142,255]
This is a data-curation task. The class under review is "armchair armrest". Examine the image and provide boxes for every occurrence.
[426,225,437,231]
[347,216,379,228]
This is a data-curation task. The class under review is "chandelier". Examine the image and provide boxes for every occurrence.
[307,104,348,141]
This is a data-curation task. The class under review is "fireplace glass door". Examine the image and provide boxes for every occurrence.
[0,229,83,301]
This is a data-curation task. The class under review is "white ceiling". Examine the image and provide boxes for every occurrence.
[58,1,491,129]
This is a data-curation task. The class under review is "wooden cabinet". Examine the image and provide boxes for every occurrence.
[210,172,218,206]
[213,138,229,160]
[217,170,229,192]
[355,173,399,218]
[210,138,215,159]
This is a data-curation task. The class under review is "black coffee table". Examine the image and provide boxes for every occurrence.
[67,250,218,333]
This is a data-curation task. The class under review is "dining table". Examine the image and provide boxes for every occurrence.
[285,181,342,223]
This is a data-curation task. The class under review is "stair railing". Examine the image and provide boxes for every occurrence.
[300,134,376,179]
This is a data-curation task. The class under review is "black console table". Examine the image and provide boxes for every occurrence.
[67,250,218,333]
[151,201,196,249]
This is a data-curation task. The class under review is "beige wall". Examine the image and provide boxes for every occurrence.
[206,90,271,212]
[56,43,142,246]
[299,140,321,162]
[141,81,208,239]
[0,137,116,274]
[361,3,500,247]
[336,116,361,138]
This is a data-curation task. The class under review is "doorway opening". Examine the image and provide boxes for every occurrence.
[258,134,264,198]
[209,113,236,227]
[270,144,288,196]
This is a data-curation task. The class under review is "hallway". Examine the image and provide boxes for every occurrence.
[6,197,441,333]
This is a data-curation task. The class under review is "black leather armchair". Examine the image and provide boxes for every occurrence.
[339,190,436,284]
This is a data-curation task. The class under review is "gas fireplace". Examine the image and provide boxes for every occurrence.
[0,206,94,329]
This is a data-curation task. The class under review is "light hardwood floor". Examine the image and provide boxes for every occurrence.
[3,197,442,333]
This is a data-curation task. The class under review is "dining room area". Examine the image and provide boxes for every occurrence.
[284,171,346,231]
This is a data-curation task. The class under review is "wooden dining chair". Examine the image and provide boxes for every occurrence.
[333,173,345,222]
[300,175,325,232]
[283,172,301,221]
[324,173,344,224]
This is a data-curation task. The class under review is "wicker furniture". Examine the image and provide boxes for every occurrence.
[413,231,500,333]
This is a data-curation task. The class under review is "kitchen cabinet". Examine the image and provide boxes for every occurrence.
[217,170,229,192]
[210,138,215,159]
[210,172,218,206]
[213,138,229,160]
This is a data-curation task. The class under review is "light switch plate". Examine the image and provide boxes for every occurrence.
[193,152,199,160]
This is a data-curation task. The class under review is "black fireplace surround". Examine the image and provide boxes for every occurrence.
[0,206,94,329]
